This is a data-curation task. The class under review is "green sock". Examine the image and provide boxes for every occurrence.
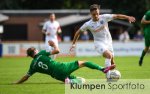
[84,61,104,71]
[140,50,146,60]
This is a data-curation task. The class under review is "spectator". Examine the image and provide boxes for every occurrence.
[119,31,130,42]
[80,31,89,41]
[133,30,143,41]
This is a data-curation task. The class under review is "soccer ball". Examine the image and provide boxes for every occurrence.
[107,70,121,81]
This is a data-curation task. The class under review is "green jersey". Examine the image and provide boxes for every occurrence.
[143,10,150,37]
[27,50,79,81]
[142,10,150,47]
[27,50,56,77]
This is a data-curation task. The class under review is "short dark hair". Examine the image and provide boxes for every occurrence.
[50,13,55,16]
[90,4,100,12]
[27,47,35,57]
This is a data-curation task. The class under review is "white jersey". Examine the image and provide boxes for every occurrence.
[43,20,60,42]
[80,14,114,44]
[80,14,114,54]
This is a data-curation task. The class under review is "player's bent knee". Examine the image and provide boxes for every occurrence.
[103,53,112,59]
[78,61,86,67]
[108,54,112,59]
[103,50,113,59]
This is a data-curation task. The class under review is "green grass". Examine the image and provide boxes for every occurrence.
[0,56,150,94]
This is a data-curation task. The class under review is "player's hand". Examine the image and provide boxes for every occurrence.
[11,82,18,84]
[48,40,55,47]
[128,16,136,23]
[69,44,75,53]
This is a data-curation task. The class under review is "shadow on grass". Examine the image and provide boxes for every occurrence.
[24,82,64,85]
[2,82,64,85]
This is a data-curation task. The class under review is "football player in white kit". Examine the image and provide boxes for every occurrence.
[70,4,135,78]
[42,13,61,59]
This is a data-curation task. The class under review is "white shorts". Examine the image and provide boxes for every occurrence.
[94,42,114,56]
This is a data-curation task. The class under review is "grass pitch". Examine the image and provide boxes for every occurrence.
[0,56,150,94]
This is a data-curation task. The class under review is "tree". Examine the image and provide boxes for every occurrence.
[0,0,148,29]
[145,0,150,10]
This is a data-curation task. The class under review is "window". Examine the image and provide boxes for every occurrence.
[2,24,27,41]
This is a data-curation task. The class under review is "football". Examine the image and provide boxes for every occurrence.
[107,69,121,81]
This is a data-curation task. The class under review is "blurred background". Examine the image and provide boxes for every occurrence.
[0,0,149,57]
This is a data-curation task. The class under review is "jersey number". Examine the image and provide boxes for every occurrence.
[38,62,48,70]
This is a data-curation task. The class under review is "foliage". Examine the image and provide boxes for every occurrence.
[0,0,149,29]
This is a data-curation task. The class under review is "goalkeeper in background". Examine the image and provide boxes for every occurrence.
[139,10,150,66]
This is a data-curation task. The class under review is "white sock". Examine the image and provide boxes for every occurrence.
[105,59,111,67]
[105,59,111,78]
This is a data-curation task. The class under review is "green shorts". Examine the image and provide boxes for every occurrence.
[52,61,79,82]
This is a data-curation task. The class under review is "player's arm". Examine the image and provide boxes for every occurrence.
[57,26,62,34]
[141,15,150,24]
[113,14,136,23]
[57,26,62,40]
[69,29,82,52]
[48,40,60,55]
[42,22,50,35]
[13,74,30,84]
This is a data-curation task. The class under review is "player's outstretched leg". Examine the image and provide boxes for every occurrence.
[103,50,115,67]
[102,50,116,78]
[139,47,149,66]
[65,61,115,84]
[139,50,145,66]
[78,61,115,73]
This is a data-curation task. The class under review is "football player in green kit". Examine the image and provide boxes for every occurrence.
[139,10,150,66]
[14,41,115,84]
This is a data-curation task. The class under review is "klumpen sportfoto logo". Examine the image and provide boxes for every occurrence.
[65,79,150,94]
[70,82,145,91]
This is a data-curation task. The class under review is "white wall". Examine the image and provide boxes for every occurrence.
[2,42,72,56]
[2,41,144,56]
